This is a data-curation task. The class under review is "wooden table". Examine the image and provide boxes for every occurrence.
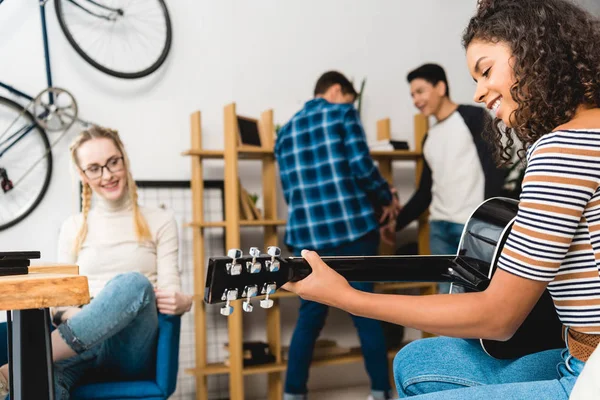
[0,263,89,400]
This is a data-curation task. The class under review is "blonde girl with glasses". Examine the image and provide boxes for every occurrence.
[0,125,193,398]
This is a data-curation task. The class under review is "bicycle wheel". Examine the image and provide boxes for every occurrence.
[0,96,52,231]
[55,0,172,79]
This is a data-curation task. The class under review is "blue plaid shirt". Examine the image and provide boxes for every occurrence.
[275,98,392,250]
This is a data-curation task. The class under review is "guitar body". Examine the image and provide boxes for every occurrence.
[204,197,565,359]
[457,198,563,359]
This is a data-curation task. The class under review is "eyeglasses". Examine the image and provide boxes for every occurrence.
[81,156,124,180]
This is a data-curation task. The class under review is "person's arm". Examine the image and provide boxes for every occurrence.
[395,158,433,231]
[284,137,597,340]
[154,214,192,315]
[342,107,392,206]
[292,253,546,340]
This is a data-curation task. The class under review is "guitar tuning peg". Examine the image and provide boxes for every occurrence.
[246,247,262,274]
[227,248,243,259]
[260,298,274,309]
[221,304,234,316]
[220,288,238,316]
[267,246,281,257]
[249,247,261,257]
[226,248,243,275]
[266,246,281,272]
[242,285,257,312]
[260,283,276,309]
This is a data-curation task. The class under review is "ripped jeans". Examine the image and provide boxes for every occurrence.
[54,272,158,399]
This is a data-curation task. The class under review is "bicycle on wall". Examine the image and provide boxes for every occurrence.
[0,0,172,231]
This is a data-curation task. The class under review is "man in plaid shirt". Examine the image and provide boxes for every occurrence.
[276,71,399,400]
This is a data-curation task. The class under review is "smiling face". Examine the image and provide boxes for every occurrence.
[467,39,519,127]
[76,137,128,201]
[409,78,446,117]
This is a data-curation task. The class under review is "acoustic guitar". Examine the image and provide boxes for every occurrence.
[204,197,564,359]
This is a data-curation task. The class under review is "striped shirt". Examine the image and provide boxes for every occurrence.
[498,129,600,334]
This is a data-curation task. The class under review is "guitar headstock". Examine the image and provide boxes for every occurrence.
[204,246,291,316]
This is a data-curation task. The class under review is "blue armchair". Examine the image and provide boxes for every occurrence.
[0,313,181,400]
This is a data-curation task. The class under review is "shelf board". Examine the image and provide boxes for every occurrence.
[243,362,287,375]
[186,221,227,228]
[182,146,274,160]
[370,150,422,160]
[271,289,296,299]
[240,219,286,226]
[188,344,409,377]
[186,362,287,376]
[187,363,229,376]
[186,219,286,228]
[311,347,365,367]
[312,344,406,368]
[181,149,224,159]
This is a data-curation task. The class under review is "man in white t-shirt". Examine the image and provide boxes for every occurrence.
[382,63,506,293]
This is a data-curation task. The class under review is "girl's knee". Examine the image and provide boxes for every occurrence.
[394,338,483,397]
[394,338,437,369]
[109,272,155,306]
[114,272,153,293]
[393,338,449,395]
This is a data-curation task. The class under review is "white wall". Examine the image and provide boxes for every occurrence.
[1,0,598,398]
[4,0,597,257]
[580,0,600,15]
[0,0,485,256]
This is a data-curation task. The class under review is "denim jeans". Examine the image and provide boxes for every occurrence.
[54,272,158,399]
[394,337,582,399]
[284,231,391,400]
[429,220,465,294]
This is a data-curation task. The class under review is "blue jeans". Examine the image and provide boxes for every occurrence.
[54,272,158,399]
[429,220,464,294]
[284,231,391,399]
[394,337,582,399]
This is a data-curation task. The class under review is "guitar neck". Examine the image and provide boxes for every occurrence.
[204,253,492,305]
[285,254,482,290]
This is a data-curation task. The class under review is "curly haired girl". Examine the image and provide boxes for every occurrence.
[282,1,600,398]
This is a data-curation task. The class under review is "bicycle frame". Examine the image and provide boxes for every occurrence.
[0,0,107,160]
[0,1,55,160]
[0,0,123,104]
[0,0,54,103]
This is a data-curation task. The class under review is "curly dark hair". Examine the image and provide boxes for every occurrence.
[462,0,600,164]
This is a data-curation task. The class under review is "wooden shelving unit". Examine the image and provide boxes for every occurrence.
[184,105,435,400]
[374,115,431,256]
[184,103,284,400]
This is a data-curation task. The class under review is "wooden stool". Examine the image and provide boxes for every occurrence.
[0,263,89,400]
